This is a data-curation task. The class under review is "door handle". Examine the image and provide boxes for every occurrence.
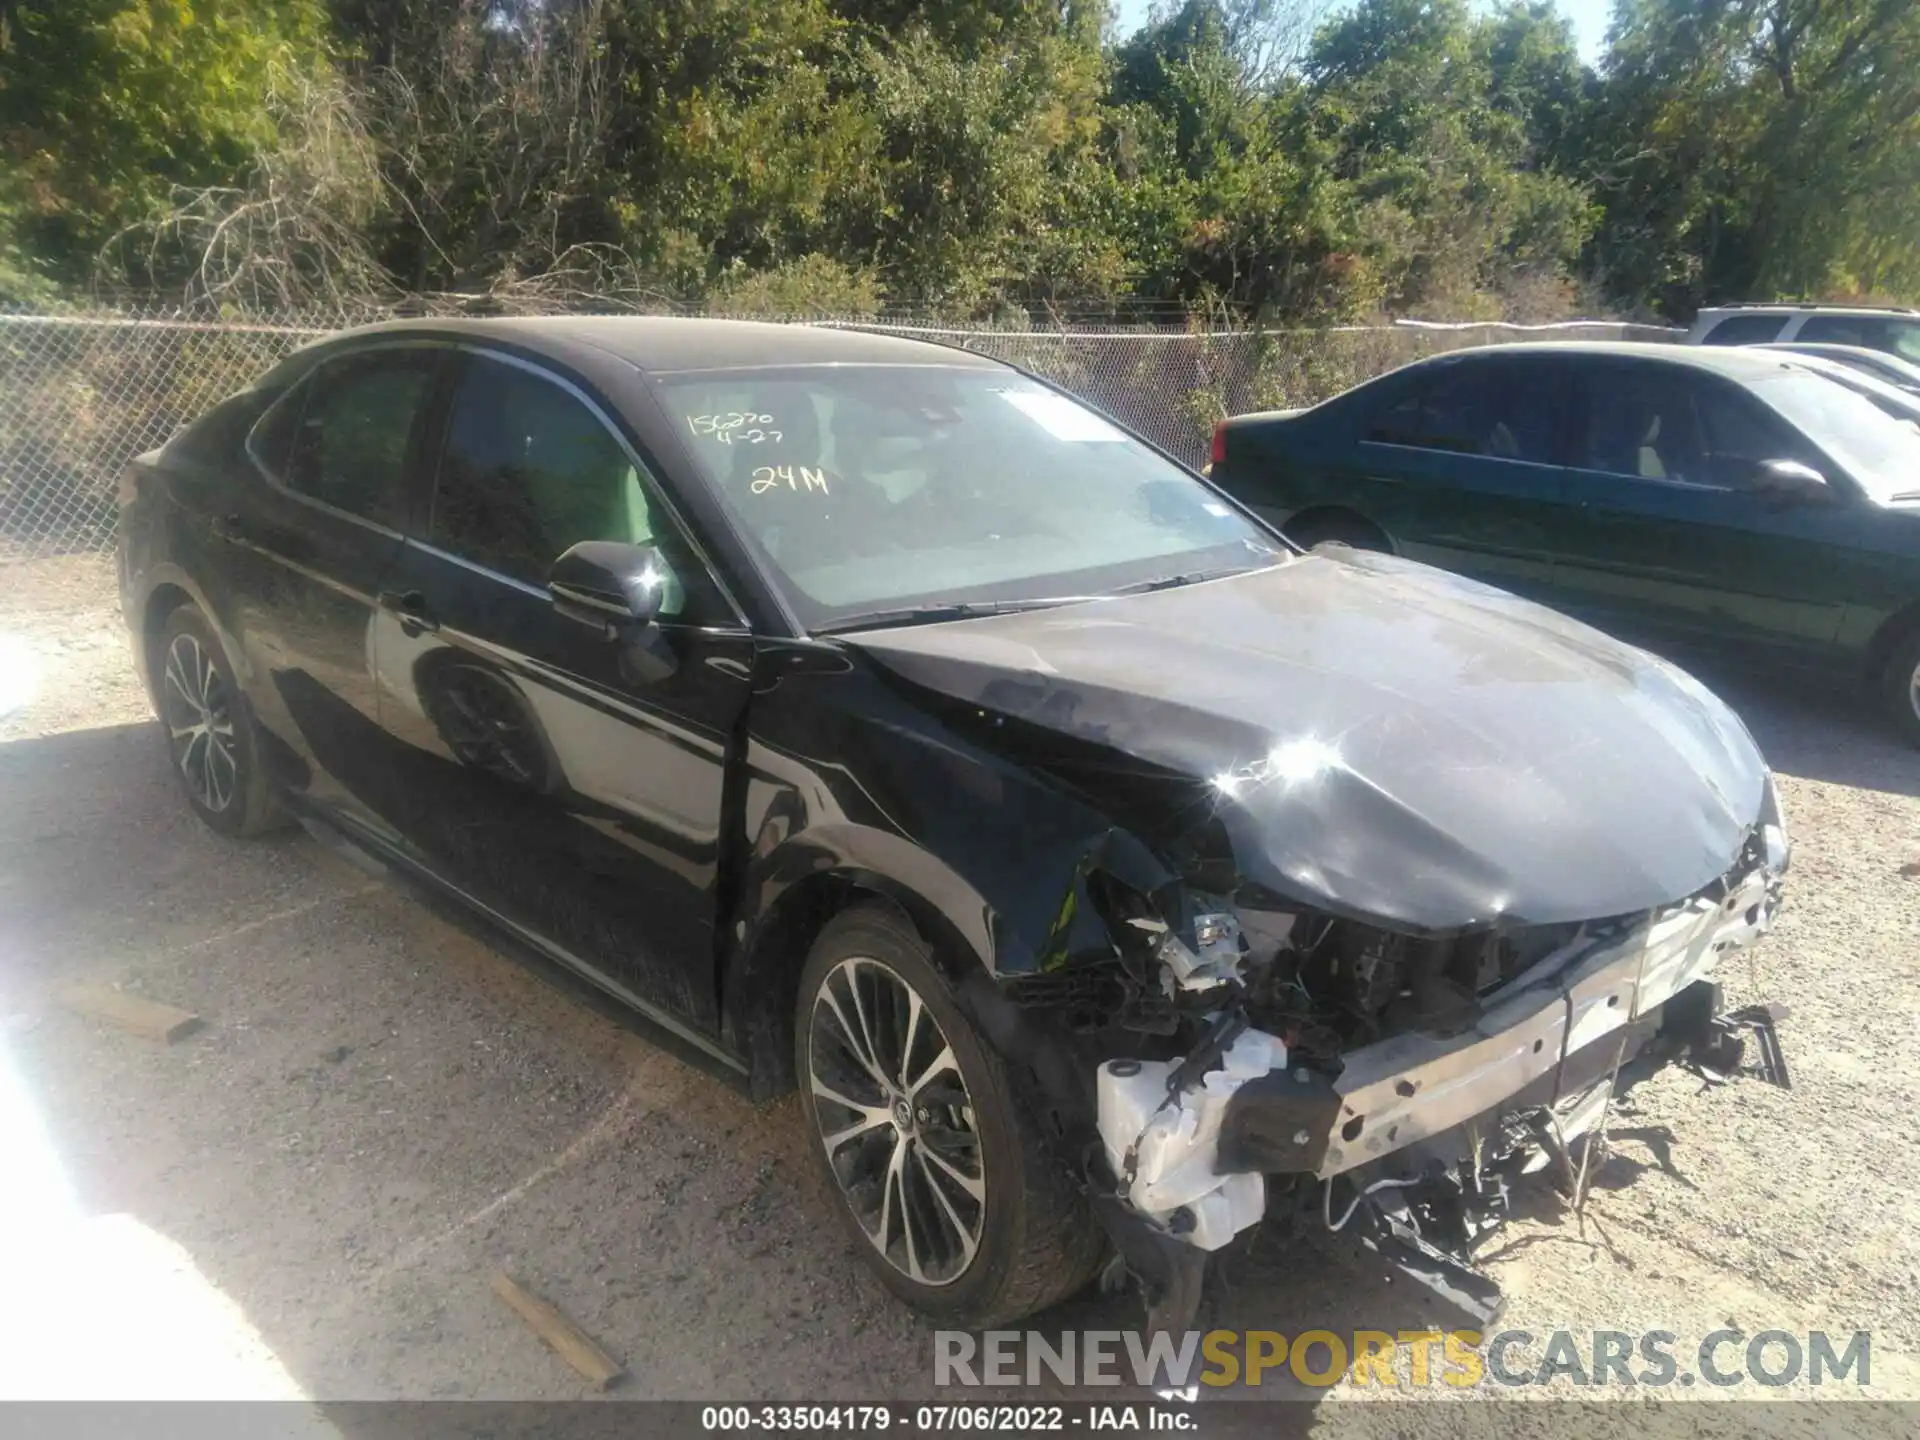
[378,589,441,636]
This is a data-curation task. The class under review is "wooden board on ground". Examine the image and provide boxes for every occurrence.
[489,1270,625,1390]
[59,985,201,1043]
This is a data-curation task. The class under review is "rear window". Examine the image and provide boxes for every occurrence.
[1698,314,1788,345]
[1363,362,1560,461]
[246,350,438,528]
[163,390,276,467]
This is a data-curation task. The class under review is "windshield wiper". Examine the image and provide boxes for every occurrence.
[814,596,1098,636]
[1114,565,1261,595]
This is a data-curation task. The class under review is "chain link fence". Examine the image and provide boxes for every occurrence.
[0,306,1678,563]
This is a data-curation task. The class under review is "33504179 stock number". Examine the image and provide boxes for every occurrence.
[699,1405,1068,1431]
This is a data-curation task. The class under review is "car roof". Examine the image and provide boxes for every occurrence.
[1758,340,1920,372]
[1758,341,1888,355]
[1410,340,1814,379]
[1696,303,1918,317]
[1763,351,1920,412]
[301,314,1008,374]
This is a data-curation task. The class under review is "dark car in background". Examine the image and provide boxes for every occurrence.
[1209,342,1920,744]
[120,318,1787,1331]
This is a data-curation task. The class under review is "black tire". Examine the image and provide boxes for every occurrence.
[154,605,286,837]
[1877,628,1920,748]
[1283,511,1390,553]
[795,904,1105,1326]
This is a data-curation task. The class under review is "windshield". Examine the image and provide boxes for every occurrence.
[1751,370,1920,502]
[655,365,1284,629]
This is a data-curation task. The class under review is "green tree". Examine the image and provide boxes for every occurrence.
[1306,0,1594,317]
[1591,0,1920,310]
[0,0,331,296]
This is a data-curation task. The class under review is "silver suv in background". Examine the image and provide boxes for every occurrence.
[1687,303,1920,360]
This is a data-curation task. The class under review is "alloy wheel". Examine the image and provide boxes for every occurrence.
[807,956,987,1287]
[162,632,239,812]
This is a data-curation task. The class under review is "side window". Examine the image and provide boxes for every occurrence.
[1574,368,1806,488]
[246,350,437,527]
[1364,389,1428,447]
[1698,314,1788,345]
[428,354,722,622]
[1796,315,1883,348]
[1693,381,1818,487]
[1363,363,1560,463]
[1574,368,1712,483]
[246,373,313,483]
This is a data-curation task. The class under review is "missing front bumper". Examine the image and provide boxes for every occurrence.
[1221,855,1779,1180]
[1090,853,1786,1329]
[1313,984,1790,1324]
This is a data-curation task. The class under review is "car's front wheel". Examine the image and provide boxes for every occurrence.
[155,605,285,836]
[1879,629,1920,748]
[795,904,1104,1326]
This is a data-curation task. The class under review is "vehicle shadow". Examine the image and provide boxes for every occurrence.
[1691,662,1920,798]
[0,720,1398,1415]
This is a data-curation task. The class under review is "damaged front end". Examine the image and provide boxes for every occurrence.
[1038,804,1791,1331]
[843,551,1797,1329]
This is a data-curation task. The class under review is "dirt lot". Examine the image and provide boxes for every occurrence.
[3,551,1919,1425]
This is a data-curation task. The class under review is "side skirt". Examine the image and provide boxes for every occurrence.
[291,806,758,1095]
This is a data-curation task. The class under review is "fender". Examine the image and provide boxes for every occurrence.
[739,819,1001,977]
[124,559,238,700]
[719,817,1005,1098]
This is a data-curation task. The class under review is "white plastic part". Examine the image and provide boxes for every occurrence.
[1096,1028,1287,1250]
[1184,1172,1266,1251]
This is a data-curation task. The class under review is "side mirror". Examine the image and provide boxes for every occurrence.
[549,541,669,633]
[1751,458,1833,505]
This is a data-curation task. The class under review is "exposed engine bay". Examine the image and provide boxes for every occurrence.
[1008,816,1791,1330]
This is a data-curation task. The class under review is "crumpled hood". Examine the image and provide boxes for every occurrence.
[844,550,1770,933]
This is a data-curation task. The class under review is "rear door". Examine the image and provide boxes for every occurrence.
[215,343,446,837]
[369,349,754,1036]
[1551,359,1851,658]
[1347,354,1573,601]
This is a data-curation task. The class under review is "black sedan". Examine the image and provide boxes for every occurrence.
[120,318,1788,1329]
[1208,342,1920,743]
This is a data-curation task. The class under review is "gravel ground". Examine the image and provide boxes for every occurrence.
[2,551,1919,1429]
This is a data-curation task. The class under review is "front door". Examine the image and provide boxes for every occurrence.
[215,344,446,839]
[1348,355,1572,603]
[1552,361,1853,660]
[370,350,754,1035]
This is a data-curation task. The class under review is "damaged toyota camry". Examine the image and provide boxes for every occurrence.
[118,317,1791,1331]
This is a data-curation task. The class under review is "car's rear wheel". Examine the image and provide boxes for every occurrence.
[1878,629,1920,748]
[155,605,284,836]
[1283,510,1390,553]
[795,904,1104,1326]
